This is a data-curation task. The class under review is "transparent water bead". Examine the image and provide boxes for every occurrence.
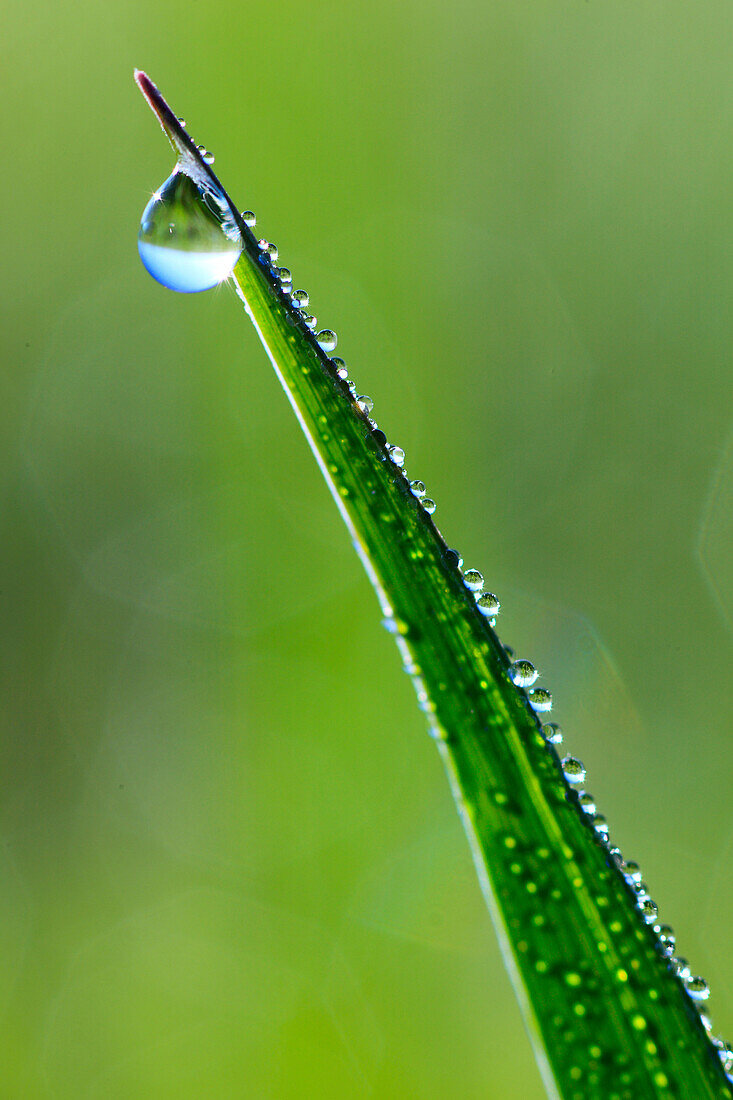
[357,396,374,415]
[476,592,500,617]
[302,314,317,331]
[331,358,349,379]
[638,898,658,924]
[543,723,563,744]
[389,445,405,467]
[317,329,338,352]
[462,569,483,592]
[562,756,586,784]
[410,480,426,498]
[655,925,676,956]
[623,861,642,884]
[292,289,309,308]
[672,958,691,980]
[277,267,293,287]
[138,168,242,293]
[685,976,710,1001]
[578,792,596,815]
[592,814,609,841]
[422,498,437,515]
[716,1043,733,1074]
[258,239,279,262]
[241,210,256,227]
[510,660,539,688]
[528,687,552,713]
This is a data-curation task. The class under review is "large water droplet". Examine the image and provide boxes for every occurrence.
[388,445,405,467]
[510,659,539,687]
[562,756,586,783]
[685,976,710,1001]
[463,569,484,592]
[316,329,338,352]
[422,498,437,515]
[292,289,309,308]
[410,480,426,498]
[241,210,256,227]
[528,687,552,713]
[476,592,500,617]
[138,168,242,293]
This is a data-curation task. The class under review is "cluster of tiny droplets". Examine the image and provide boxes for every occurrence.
[242,210,732,1086]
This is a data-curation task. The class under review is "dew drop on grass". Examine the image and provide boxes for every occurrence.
[510,659,539,687]
[656,925,675,956]
[241,210,256,227]
[623,861,642,884]
[357,396,374,415]
[543,723,563,743]
[388,445,405,467]
[422,498,437,515]
[410,480,426,498]
[331,357,348,379]
[528,687,552,712]
[476,592,500,617]
[317,329,338,352]
[578,792,596,815]
[685,976,710,1001]
[138,168,242,293]
[292,289,309,308]
[463,569,484,592]
[562,756,586,783]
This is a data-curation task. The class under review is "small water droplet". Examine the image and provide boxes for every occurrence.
[528,688,552,713]
[257,240,278,261]
[445,549,463,569]
[716,1043,733,1074]
[302,314,317,331]
[357,396,373,414]
[241,210,256,227]
[138,169,242,293]
[543,723,563,744]
[277,267,292,286]
[685,976,710,1001]
[672,958,691,980]
[510,660,539,688]
[292,289,309,308]
[410,480,426,498]
[562,756,586,783]
[317,329,338,352]
[638,898,658,924]
[578,792,596,815]
[476,592,500,617]
[331,357,348,379]
[623,861,642,884]
[655,925,675,956]
[389,445,405,467]
[177,117,186,126]
[462,569,484,592]
[347,380,357,395]
[422,498,437,515]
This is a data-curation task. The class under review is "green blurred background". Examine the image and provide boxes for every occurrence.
[3,2,732,1097]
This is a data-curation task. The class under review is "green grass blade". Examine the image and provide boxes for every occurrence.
[135,72,733,1100]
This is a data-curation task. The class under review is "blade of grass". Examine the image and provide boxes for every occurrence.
[135,72,733,1100]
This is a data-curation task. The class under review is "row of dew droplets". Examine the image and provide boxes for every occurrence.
[248,208,733,1089]
[134,91,732,1086]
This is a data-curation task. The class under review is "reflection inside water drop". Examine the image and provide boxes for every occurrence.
[138,167,242,293]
